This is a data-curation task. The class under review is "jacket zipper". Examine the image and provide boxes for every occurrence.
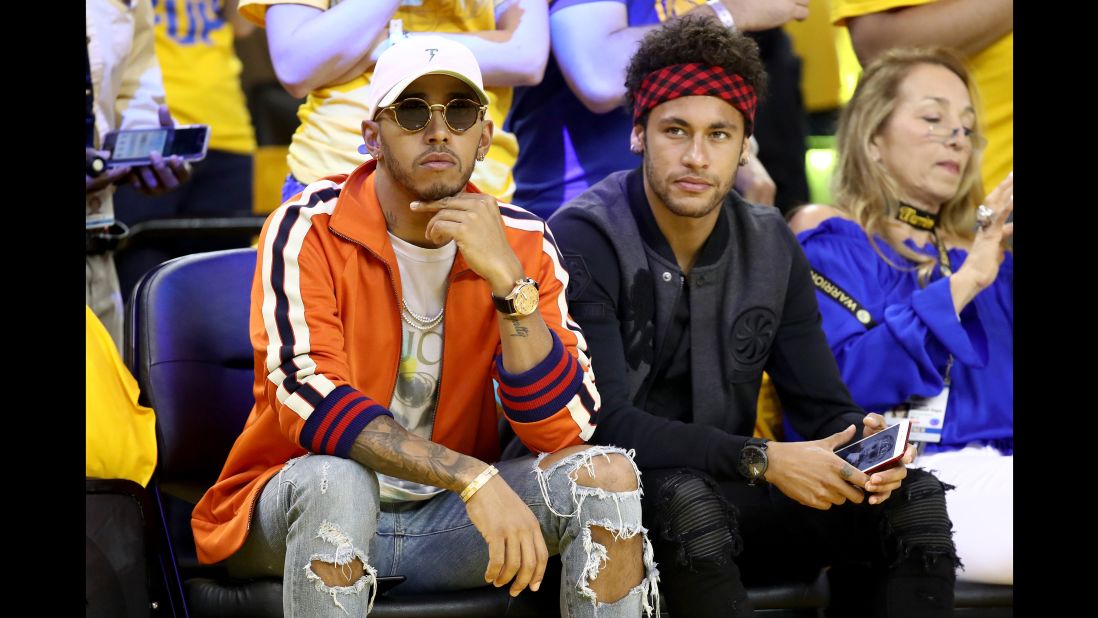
[330,227,403,404]
[329,226,463,443]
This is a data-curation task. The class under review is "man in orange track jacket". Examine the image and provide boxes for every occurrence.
[192,35,659,617]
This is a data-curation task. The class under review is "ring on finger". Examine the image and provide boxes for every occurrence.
[976,204,994,230]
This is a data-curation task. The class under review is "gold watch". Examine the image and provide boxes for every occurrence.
[492,277,540,317]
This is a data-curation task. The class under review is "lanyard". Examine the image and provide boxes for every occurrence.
[930,230,952,276]
[929,230,955,385]
[812,230,956,384]
[810,269,878,329]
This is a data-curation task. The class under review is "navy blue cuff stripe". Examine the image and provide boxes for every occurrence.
[501,362,584,423]
[299,385,355,450]
[332,409,385,458]
[299,385,394,456]
[495,330,566,388]
[500,353,578,403]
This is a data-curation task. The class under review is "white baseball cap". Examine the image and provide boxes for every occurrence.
[366,35,490,121]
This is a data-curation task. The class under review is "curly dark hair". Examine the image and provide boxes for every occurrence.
[624,15,767,127]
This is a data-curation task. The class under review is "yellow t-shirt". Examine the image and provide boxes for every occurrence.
[86,306,158,487]
[240,0,518,201]
[153,0,257,154]
[831,0,1013,193]
[754,373,785,441]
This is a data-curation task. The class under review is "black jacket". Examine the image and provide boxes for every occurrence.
[548,169,866,479]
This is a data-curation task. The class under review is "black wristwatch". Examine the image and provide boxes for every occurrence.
[738,438,770,486]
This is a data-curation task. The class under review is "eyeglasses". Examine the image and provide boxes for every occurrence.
[925,121,987,150]
[378,98,488,133]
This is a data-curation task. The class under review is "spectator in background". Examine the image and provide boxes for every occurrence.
[87,0,191,348]
[750,27,810,213]
[793,48,1013,585]
[240,0,549,205]
[86,305,158,488]
[113,0,259,301]
[506,0,810,220]
[549,18,958,616]
[832,0,1012,200]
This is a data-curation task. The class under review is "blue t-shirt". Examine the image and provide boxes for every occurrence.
[506,0,664,219]
[797,217,1013,455]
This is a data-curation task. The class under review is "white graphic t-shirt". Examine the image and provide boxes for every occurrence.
[380,232,457,502]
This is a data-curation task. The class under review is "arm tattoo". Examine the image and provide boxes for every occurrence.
[349,416,484,493]
[508,317,530,338]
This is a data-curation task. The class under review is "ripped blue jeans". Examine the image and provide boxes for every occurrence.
[226,446,660,617]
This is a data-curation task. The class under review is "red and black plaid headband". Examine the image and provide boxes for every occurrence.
[633,63,757,136]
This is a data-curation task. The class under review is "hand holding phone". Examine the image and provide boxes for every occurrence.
[103,106,197,196]
[130,150,192,196]
[834,419,911,474]
[103,106,209,168]
[86,147,131,194]
[763,426,871,511]
[835,418,917,505]
[103,125,209,167]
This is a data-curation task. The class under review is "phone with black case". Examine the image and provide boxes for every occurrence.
[102,125,210,167]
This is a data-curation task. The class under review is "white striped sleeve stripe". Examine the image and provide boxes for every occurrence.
[273,358,321,406]
[499,207,589,354]
[268,356,317,391]
[566,393,597,441]
[260,206,290,374]
[259,180,344,418]
[283,375,337,420]
[262,180,341,373]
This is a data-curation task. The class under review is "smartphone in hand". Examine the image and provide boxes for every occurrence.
[102,125,210,168]
[834,420,911,475]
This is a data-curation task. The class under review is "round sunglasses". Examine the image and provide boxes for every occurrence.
[378,98,488,133]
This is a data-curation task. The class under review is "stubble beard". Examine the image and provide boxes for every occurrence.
[381,143,475,202]
[643,150,730,219]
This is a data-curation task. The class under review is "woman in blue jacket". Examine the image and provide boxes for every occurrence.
[791,47,1012,585]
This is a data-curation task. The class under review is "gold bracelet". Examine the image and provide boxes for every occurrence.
[460,465,499,503]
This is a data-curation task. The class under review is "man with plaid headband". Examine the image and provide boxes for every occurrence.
[547,17,958,617]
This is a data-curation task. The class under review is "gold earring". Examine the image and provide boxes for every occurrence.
[476,153,486,161]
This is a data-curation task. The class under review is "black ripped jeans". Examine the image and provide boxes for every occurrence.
[641,467,958,618]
